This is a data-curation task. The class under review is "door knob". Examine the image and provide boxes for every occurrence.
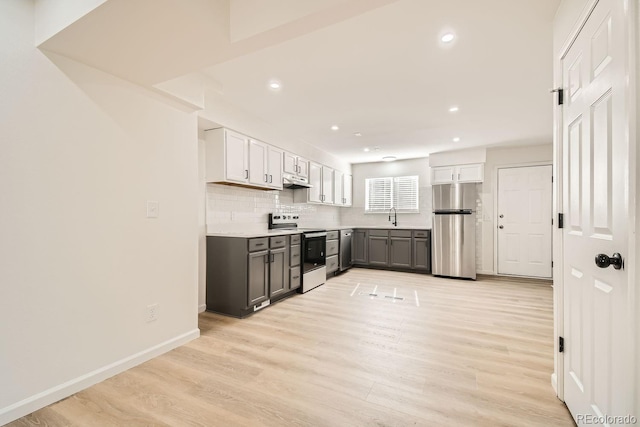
[595,253,623,270]
[499,225,504,229]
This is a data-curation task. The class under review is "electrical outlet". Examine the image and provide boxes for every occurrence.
[146,303,159,322]
[146,201,159,218]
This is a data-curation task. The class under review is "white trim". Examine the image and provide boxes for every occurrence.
[551,373,558,395]
[0,329,200,425]
[493,162,553,276]
[198,304,207,313]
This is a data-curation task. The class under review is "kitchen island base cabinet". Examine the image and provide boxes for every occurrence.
[206,235,294,318]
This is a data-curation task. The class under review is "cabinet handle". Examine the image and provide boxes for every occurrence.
[458,173,461,180]
[245,170,249,179]
[265,173,268,182]
[269,174,273,183]
[271,253,274,263]
[292,275,299,280]
[255,243,264,246]
[451,173,454,181]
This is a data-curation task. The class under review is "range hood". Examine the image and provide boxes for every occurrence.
[283,173,312,189]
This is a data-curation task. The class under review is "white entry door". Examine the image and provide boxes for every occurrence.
[497,165,552,278]
[561,0,633,421]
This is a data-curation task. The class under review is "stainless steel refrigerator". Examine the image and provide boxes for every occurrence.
[432,183,477,280]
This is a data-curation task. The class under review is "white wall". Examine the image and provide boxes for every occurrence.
[0,2,199,423]
[478,144,553,273]
[340,158,432,228]
[34,0,107,45]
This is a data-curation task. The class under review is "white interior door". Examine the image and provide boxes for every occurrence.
[561,0,633,421]
[497,165,552,278]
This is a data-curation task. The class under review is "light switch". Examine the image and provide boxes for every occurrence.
[146,201,159,218]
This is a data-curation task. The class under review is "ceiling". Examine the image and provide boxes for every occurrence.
[40,0,561,164]
[202,0,561,163]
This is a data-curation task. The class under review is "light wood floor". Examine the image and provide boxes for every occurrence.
[10,269,574,426]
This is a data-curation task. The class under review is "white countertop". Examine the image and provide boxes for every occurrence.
[207,225,430,238]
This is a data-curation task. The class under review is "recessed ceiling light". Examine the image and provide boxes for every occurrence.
[354,132,362,137]
[453,137,460,142]
[331,125,340,131]
[382,156,396,162]
[441,33,455,43]
[449,106,459,113]
[363,147,370,152]
[268,80,281,90]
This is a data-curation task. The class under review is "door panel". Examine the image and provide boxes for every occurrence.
[561,0,632,421]
[224,130,248,183]
[248,139,267,186]
[497,165,552,277]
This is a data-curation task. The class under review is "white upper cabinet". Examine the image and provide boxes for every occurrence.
[343,174,353,206]
[205,128,283,190]
[334,170,344,206]
[267,146,283,190]
[283,152,309,179]
[431,163,484,184]
[307,162,322,203]
[248,139,268,186]
[205,128,249,184]
[322,165,334,204]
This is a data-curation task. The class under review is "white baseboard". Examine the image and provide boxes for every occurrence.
[0,328,200,426]
[198,304,207,313]
[551,372,558,395]
[476,270,495,275]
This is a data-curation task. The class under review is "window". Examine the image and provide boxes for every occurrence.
[365,175,419,213]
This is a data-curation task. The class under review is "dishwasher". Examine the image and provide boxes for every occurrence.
[339,229,353,271]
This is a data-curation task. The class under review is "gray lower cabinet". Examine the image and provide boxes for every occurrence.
[269,246,288,298]
[326,255,339,274]
[352,229,368,264]
[368,234,389,266]
[349,228,431,273]
[289,234,301,291]
[206,234,294,318]
[413,237,431,270]
[390,237,412,268]
[326,230,339,276]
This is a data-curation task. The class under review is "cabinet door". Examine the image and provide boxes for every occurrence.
[343,174,353,206]
[456,163,484,183]
[322,165,334,204]
[431,166,455,184]
[297,157,309,178]
[334,170,344,206]
[413,237,431,270]
[248,251,269,307]
[368,236,389,266]
[267,146,283,190]
[352,230,368,264]
[269,247,287,298]
[283,152,297,175]
[225,130,249,183]
[308,162,322,203]
[248,139,268,186]
[390,237,412,268]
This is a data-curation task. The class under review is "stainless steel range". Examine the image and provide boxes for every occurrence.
[268,214,327,293]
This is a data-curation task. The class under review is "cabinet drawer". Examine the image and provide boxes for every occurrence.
[290,245,301,266]
[290,266,301,290]
[390,230,412,238]
[326,255,339,274]
[413,230,430,238]
[269,236,287,249]
[326,239,339,256]
[248,238,269,252]
[326,230,339,240]
[290,234,301,245]
[368,230,389,237]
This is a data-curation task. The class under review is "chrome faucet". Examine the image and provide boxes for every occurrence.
[388,207,397,227]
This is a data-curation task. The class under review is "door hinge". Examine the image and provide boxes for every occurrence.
[550,88,564,105]
[558,213,564,229]
[559,336,564,353]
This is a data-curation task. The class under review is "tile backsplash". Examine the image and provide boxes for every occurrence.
[205,184,341,233]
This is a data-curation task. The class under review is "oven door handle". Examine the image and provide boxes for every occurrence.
[304,232,327,238]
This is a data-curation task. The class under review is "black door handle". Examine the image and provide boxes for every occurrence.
[595,253,623,270]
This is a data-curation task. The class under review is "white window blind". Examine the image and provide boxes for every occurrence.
[365,175,419,213]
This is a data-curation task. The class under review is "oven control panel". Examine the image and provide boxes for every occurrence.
[269,213,299,229]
